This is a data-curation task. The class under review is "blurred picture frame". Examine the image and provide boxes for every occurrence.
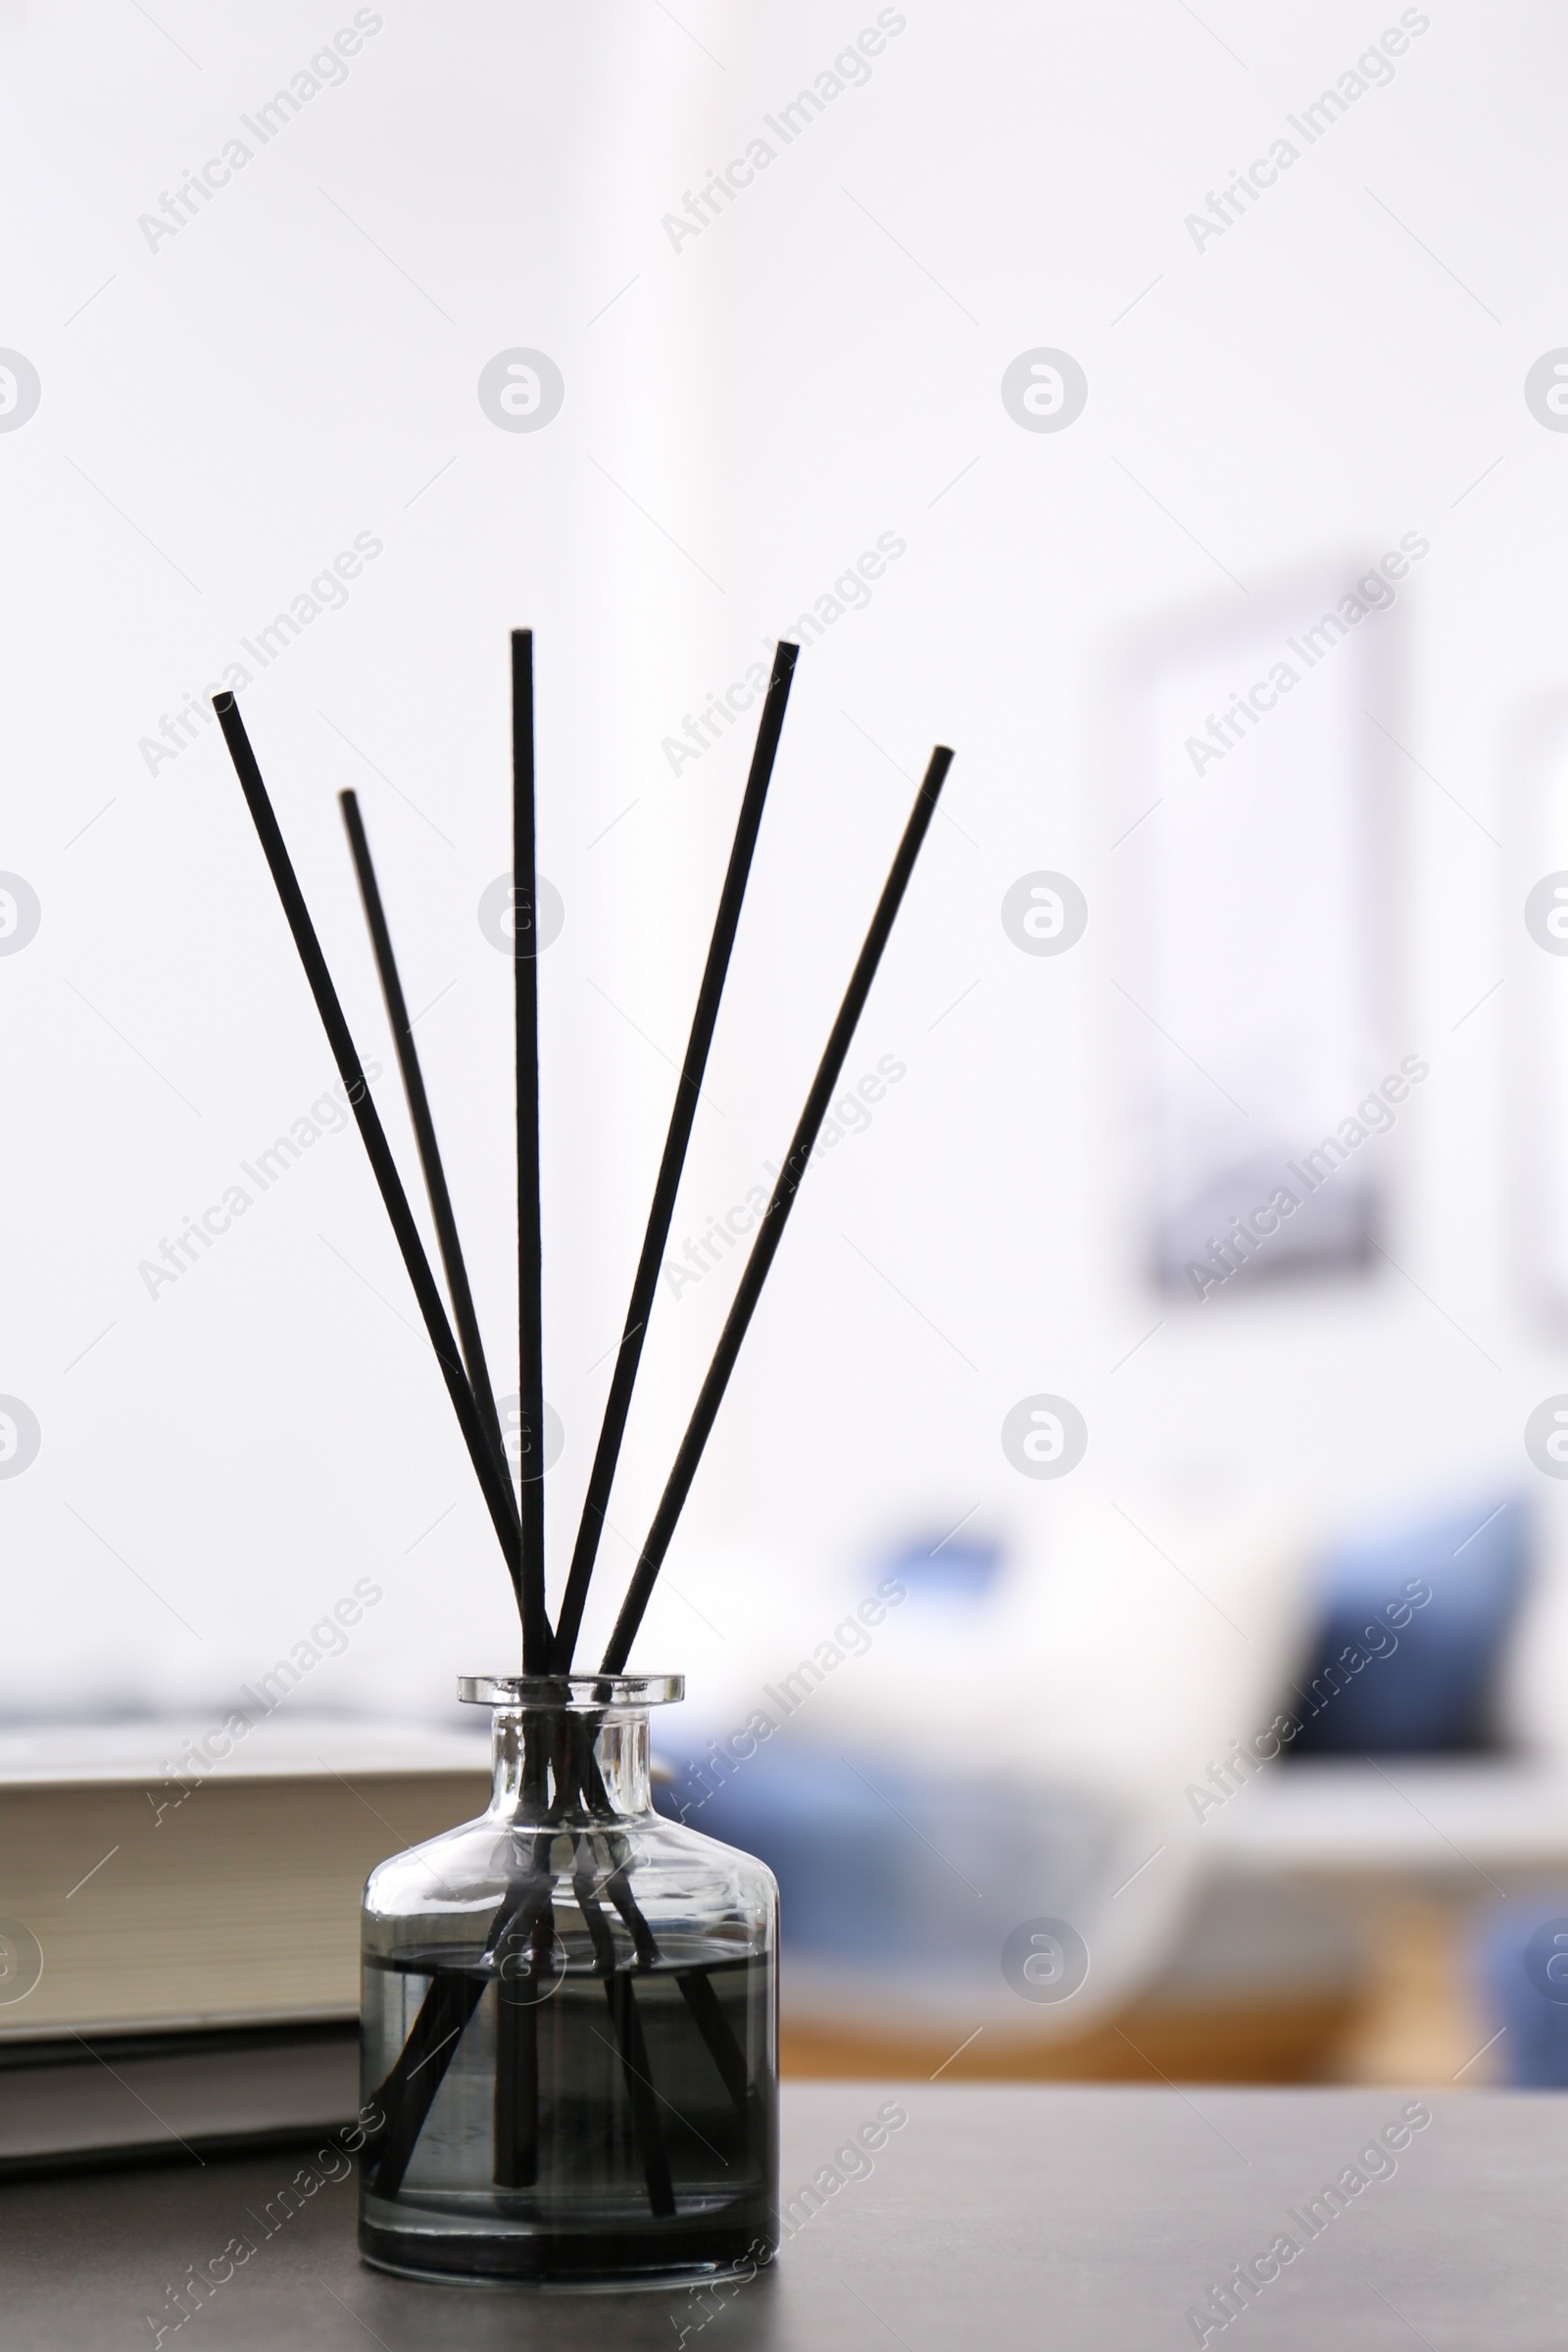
[1513,691,1568,1325]
[1116,557,1411,1300]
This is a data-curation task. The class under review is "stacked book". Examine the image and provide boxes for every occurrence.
[0,1713,490,2177]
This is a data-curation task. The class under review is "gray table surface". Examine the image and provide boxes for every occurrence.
[1,2083,1561,2350]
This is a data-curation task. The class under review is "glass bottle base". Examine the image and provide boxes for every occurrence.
[359,2213,776,2290]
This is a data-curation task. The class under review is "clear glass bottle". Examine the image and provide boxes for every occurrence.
[359,1674,778,2287]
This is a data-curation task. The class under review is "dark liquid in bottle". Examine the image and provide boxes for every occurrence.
[360,1945,777,2284]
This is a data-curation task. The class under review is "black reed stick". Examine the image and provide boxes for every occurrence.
[603,1974,676,2216]
[550,642,799,1670]
[339,789,513,1508]
[369,1971,486,2199]
[213,693,525,1597]
[513,631,551,1671]
[600,745,954,1673]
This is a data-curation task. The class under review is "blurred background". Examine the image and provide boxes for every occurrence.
[7,0,1568,2090]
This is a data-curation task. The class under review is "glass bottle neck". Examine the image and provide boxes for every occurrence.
[490,1705,653,1823]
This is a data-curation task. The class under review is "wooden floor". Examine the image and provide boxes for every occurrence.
[781,1895,1495,2086]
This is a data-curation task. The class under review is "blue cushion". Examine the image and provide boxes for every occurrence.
[1288,1496,1527,1754]
[1475,1898,1568,2087]
[879,1530,1004,1606]
[656,1739,1112,1968]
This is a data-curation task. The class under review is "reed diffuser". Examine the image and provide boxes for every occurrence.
[213,637,952,2286]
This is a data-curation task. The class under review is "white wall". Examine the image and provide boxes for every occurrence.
[3,1,1565,1747]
